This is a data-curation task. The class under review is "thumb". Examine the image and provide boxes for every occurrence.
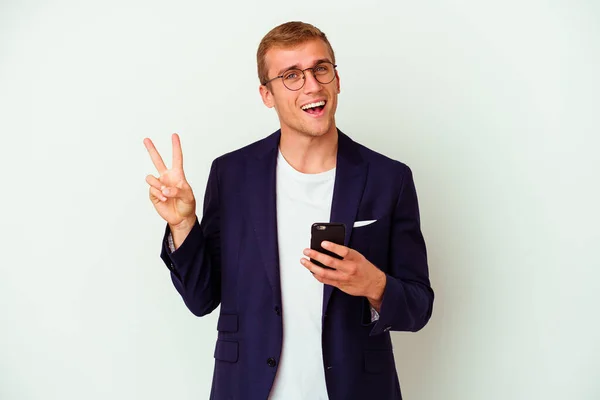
[161,185,194,203]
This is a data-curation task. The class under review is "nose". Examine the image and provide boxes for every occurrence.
[302,70,323,93]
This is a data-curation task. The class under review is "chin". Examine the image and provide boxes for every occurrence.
[304,120,335,138]
[281,117,335,138]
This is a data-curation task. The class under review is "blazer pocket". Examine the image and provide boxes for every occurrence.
[350,217,388,249]
[217,314,238,333]
[353,219,377,228]
[214,340,239,363]
[364,350,394,374]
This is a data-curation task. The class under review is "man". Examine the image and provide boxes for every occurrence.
[144,21,433,400]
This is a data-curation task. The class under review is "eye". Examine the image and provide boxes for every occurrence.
[315,64,329,73]
[284,71,300,80]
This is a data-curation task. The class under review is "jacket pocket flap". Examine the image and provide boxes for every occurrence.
[214,340,238,363]
[217,314,238,332]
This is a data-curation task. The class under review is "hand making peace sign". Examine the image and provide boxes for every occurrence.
[144,134,197,233]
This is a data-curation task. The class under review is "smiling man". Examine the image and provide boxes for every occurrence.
[144,21,434,400]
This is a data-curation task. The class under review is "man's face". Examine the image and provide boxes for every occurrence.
[260,39,340,139]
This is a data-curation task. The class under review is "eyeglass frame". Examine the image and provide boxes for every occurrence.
[262,61,338,91]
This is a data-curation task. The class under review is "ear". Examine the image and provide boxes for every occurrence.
[335,70,341,94]
[259,84,275,108]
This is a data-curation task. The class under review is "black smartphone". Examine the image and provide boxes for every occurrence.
[310,223,346,269]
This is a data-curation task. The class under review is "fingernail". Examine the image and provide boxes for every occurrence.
[322,241,329,248]
[162,188,170,196]
[303,249,310,256]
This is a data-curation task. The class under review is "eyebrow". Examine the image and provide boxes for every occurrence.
[276,58,332,76]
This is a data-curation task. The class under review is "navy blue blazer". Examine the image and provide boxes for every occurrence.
[160,129,434,400]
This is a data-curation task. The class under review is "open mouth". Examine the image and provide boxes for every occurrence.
[301,100,327,116]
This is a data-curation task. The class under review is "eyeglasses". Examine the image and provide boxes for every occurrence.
[263,62,338,91]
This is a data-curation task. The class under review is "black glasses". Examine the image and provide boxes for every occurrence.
[263,62,337,91]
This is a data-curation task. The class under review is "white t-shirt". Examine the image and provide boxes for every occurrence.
[268,150,335,400]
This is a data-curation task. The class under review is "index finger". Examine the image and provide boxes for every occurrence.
[143,137,168,175]
[172,133,183,169]
[321,241,351,260]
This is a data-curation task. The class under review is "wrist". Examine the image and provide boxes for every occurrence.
[169,216,197,249]
[366,271,386,311]
[169,215,197,233]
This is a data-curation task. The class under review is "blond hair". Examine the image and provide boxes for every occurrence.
[257,21,336,85]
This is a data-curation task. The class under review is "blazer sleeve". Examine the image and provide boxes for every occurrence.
[368,164,434,336]
[159,158,222,317]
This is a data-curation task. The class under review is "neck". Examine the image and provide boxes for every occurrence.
[279,127,338,174]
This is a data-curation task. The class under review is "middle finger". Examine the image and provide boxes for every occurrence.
[144,138,168,174]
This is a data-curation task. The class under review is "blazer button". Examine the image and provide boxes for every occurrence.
[274,306,281,316]
[267,357,277,367]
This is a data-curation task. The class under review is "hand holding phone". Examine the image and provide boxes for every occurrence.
[310,223,346,270]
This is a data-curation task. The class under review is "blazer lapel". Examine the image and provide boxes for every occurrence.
[323,130,368,317]
[245,131,282,304]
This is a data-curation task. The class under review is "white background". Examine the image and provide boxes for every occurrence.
[1,0,599,399]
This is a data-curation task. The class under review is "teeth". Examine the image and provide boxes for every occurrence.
[301,100,326,110]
